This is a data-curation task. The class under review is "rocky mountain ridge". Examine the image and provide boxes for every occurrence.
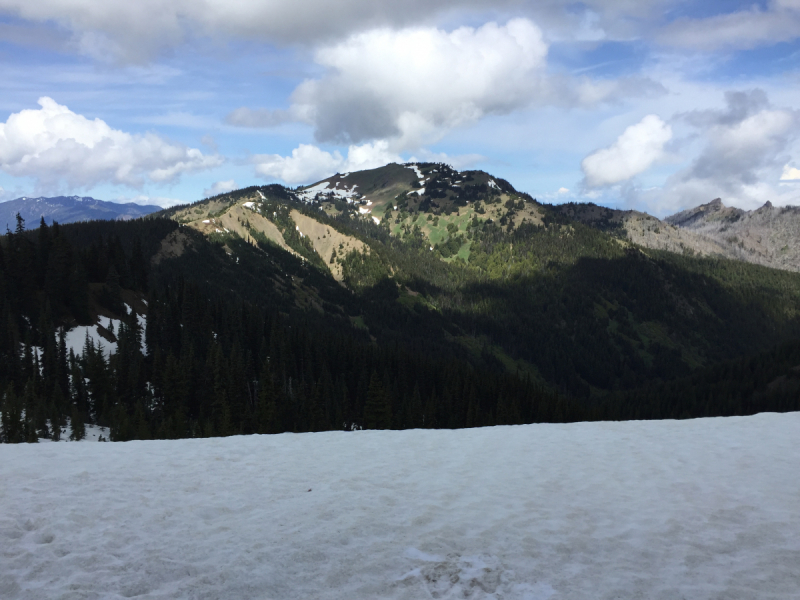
[555,198,800,273]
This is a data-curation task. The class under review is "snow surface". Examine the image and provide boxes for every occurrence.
[1,414,799,599]
[36,421,110,443]
[297,181,360,203]
[242,201,255,209]
[64,316,121,358]
[407,164,423,179]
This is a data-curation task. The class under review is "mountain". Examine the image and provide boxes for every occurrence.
[665,198,800,272]
[2,162,800,443]
[0,195,161,230]
[554,198,800,273]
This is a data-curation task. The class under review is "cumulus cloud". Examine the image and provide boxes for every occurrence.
[229,18,662,153]
[288,19,549,149]
[253,145,345,185]
[625,90,800,214]
[0,0,524,62]
[0,97,222,191]
[581,115,672,187]
[0,0,715,63]
[679,96,796,188]
[781,165,800,181]
[253,141,402,185]
[204,180,237,197]
[10,0,796,65]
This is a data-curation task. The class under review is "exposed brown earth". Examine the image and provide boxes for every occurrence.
[151,229,196,265]
[290,209,368,281]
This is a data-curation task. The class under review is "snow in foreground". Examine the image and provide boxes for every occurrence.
[1,414,799,600]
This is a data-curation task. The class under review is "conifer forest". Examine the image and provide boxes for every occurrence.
[2,171,800,443]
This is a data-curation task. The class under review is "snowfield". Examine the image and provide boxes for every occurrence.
[1,413,799,599]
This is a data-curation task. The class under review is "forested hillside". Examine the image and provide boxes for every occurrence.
[2,163,800,443]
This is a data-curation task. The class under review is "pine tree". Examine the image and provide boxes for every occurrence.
[1,384,24,443]
[409,383,423,429]
[50,385,65,442]
[424,389,438,429]
[363,371,391,430]
[69,402,86,441]
[257,366,279,434]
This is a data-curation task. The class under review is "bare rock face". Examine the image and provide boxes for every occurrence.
[664,199,800,273]
[665,198,746,229]
[554,198,800,273]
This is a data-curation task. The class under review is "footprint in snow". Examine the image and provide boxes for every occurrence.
[397,548,556,600]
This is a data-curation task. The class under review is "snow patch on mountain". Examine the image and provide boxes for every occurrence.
[64,316,122,358]
[407,164,423,179]
[297,180,361,203]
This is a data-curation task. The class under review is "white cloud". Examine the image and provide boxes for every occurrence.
[581,115,672,187]
[287,19,548,149]
[683,108,796,185]
[0,0,718,63]
[8,0,798,64]
[408,150,485,170]
[254,144,346,185]
[231,18,661,154]
[0,97,222,191]
[622,91,800,214]
[781,165,800,181]
[120,195,187,208]
[204,179,237,197]
[0,0,523,62]
[253,141,403,185]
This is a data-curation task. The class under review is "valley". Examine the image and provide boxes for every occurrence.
[2,162,800,442]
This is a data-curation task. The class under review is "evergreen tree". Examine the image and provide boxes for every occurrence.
[1,384,24,443]
[363,371,391,430]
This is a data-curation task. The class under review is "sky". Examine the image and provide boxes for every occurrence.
[0,0,799,216]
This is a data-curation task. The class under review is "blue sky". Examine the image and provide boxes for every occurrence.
[0,0,799,216]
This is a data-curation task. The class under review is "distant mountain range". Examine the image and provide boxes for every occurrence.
[555,198,800,273]
[0,195,161,230]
